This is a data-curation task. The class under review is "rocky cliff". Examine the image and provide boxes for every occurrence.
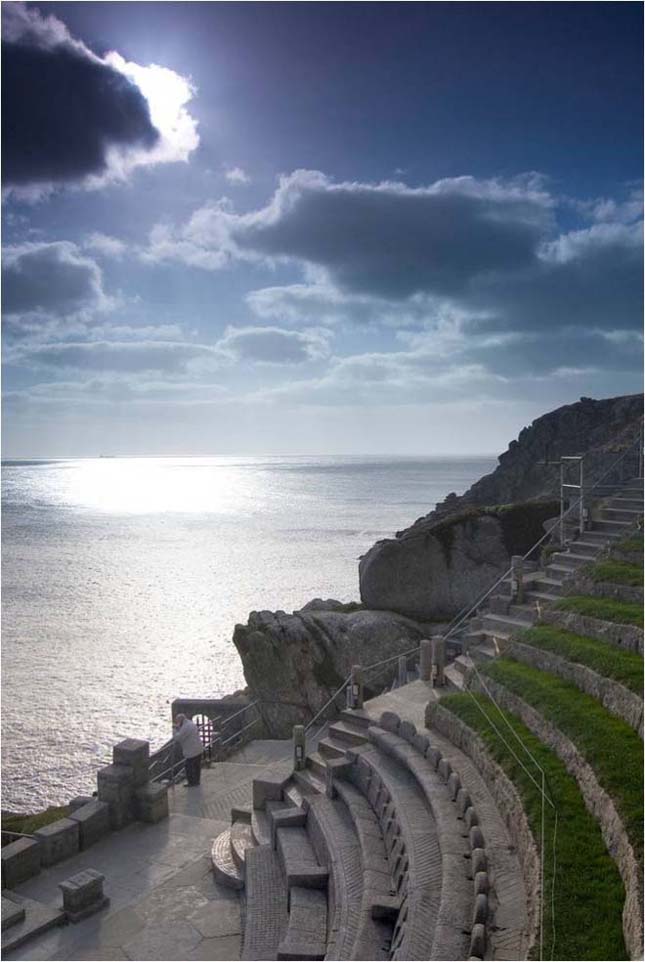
[358,393,641,620]
[359,500,558,620]
[232,601,428,736]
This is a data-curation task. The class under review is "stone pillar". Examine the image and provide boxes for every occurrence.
[293,725,306,772]
[419,640,432,681]
[511,556,524,604]
[432,636,445,687]
[350,665,364,709]
[398,655,407,688]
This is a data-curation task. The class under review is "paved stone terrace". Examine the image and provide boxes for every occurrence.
[7,740,291,961]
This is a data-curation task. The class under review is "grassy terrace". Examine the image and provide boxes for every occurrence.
[586,560,643,587]
[2,805,70,837]
[519,625,644,694]
[442,693,627,960]
[555,595,644,628]
[480,659,644,861]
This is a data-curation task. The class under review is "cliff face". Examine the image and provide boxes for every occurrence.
[232,602,427,736]
[432,393,643,520]
[359,500,558,620]
[358,393,642,620]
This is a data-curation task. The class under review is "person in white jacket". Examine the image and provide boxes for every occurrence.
[173,714,203,786]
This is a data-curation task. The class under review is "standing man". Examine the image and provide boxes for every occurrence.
[173,713,203,786]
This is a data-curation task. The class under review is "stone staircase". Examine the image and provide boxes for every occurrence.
[446,478,643,676]
[1,891,64,955]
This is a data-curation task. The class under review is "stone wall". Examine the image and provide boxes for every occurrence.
[468,674,643,960]
[541,608,643,655]
[425,698,540,959]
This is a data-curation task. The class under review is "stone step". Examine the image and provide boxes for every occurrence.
[277,886,327,960]
[318,737,347,761]
[231,819,255,870]
[569,540,606,557]
[472,639,503,658]
[1,894,65,954]
[276,826,329,890]
[251,809,271,847]
[292,768,326,798]
[340,708,373,730]
[1,895,25,932]
[551,551,593,568]
[328,720,371,746]
[444,663,467,692]
[524,589,562,605]
[242,844,289,961]
[305,751,328,780]
[211,828,244,890]
[605,496,644,507]
[592,518,634,532]
[601,506,643,519]
[482,612,536,635]
[545,563,576,579]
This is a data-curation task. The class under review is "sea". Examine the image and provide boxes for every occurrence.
[1,455,496,812]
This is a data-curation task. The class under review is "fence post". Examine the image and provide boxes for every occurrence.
[432,636,445,687]
[293,725,306,771]
[349,665,364,709]
[511,555,524,604]
[419,640,432,681]
[398,655,407,688]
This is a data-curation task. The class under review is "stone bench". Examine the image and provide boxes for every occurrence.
[277,886,327,961]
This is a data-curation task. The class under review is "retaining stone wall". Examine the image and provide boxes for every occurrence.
[541,609,643,654]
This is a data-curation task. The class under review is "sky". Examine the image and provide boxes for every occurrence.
[2,1,643,457]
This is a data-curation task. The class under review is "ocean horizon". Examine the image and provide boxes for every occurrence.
[2,454,496,811]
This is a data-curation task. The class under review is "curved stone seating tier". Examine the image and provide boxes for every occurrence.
[242,844,289,961]
[331,779,395,961]
[304,795,362,959]
[278,886,328,961]
[344,744,444,961]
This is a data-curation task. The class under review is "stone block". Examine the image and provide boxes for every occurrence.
[113,739,150,787]
[447,771,461,800]
[59,868,109,922]
[69,800,111,849]
[1,837,41,888]
[471,847,487,875]
[68,795,94,811]
[2,893,26,931]
[34,818,79,867]
[134,782,169,824]
[438,758,452,782]
[465,807,479,829]
[398,720,417,744]
[469,826,485,850]
[379,711,401,733]
[474,871,489,895]
[426,747,442,770]
[470,922,486,958]
[473,893,488,925]
[97,764,134,805]
[456,788,472,816]
[412,733,430,755]
[252,775,289,809]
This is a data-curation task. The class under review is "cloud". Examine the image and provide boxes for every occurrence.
[216,325,332,364]
[6,377,228,407]
[6,339,224,374]
[2,2,198,195]
[84,233,127,258]
[2,242,110,319]
[224,166,250,185]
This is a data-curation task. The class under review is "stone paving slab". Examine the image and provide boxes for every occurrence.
[5,741,290,960]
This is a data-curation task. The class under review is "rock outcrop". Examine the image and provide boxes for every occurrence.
[431,393,642,521]
[232,602,428,736]
[359,501,558,620]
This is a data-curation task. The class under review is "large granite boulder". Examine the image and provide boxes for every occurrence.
[233,604,427,736]
[359,501,558,620]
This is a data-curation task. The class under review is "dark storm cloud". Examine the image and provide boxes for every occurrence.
[235,173,550,299]
[2,242,108,317]
[2,2,159,188]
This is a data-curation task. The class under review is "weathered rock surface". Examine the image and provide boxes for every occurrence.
[232,605,428,736]
[359,501,558,620]
[432,393,643,519]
